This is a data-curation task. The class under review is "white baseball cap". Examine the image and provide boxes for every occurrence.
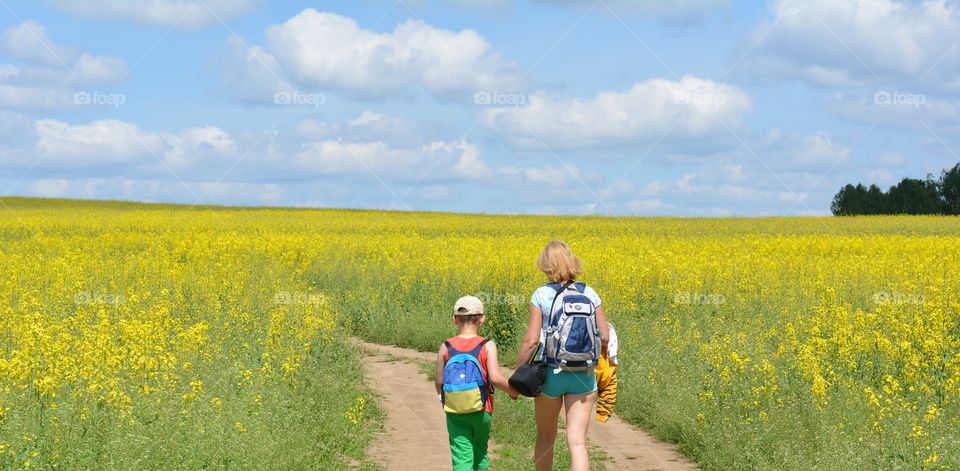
[453,295,484,316]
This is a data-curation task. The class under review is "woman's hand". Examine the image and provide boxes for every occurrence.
[595,305,610,350]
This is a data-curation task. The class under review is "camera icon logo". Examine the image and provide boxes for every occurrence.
[473,91,491,105]
[873,91,891,105]
[74,91,91,105]
[274,91,292,105]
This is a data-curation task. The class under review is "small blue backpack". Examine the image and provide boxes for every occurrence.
[441,338,490,414]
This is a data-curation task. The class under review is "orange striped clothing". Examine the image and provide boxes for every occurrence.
[595,354,618,422]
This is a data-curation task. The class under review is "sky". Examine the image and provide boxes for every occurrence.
[0,0,958,216]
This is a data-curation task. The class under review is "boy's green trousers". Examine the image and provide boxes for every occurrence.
[446,411,492,471]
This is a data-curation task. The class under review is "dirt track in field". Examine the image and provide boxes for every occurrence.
[356,339,697,470]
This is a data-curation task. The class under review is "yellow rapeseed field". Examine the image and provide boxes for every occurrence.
[1,198,957,469]
[0,199,379,469]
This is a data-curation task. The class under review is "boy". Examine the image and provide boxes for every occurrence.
[435,295,517,471]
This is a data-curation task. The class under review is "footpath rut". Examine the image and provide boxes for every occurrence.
[356,339,697,471]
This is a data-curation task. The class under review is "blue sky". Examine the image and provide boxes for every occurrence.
[1,0,958,215]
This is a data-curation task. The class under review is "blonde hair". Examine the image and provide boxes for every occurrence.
[537,240,583,282]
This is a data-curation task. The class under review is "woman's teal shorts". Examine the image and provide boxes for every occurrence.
[541,367,597,398]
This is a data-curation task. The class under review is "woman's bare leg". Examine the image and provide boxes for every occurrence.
[563,391,597,471]
[534,394,563,471]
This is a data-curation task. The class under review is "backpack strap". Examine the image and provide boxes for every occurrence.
[545,281,574,331]
[574,282,586,293]
[445,338,488,359]
[472,339,492,398]
[466,338,490,358]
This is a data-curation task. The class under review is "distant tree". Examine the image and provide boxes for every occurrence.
[886,177,941,214]
[864,184,888,214]
[832,161,960,216]
[941,163,960,215]
[831,184,869,215]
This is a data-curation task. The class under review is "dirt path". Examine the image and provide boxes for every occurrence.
[356,339,697,470]
[359,340,450,470]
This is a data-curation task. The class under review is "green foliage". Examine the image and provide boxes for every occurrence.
[832,161,960,215]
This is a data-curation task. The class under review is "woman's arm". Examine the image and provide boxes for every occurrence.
[484,342,518,399]
[595,305,610,349]
[515,303,543,369]
[434,344,446,395]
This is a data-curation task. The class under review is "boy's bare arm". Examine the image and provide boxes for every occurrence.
[435,344,446,395]
[485,342,518,398]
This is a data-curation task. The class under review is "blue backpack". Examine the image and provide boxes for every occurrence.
[542,282,601,371]
[441,338,490,414]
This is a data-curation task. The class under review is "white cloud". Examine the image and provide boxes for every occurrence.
[294,112,456,148]
[71,54,127,83]
[1,20,76,67]
[497,164,589,188]
[35,119,161,162]
[446,141,493,179]
[1,21,126,84]
[46,0,258,29]
[481,75,751,149]
[349,111,387,127]
[829,91,960,133]
[220,37,292,104]
[3,114,564,211]
[737,0,960,94]
[622,168,828,216]
[293,138,492,182]
[0,81,72,111]
[224,9,525,102]
[23,177,283,205]
[784,133,850,170]
[0,21,127,110]
[32,119,235,170]
[164,127,238,167]
[578,128,858,216]
[3,111,858,216]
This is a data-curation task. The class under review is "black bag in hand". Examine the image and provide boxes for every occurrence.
[509,361,546,397]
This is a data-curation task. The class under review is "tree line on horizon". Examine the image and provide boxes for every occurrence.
[831,162,960,216]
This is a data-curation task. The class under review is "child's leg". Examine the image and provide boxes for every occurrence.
[446,413,476,471]
[470,412,492,470]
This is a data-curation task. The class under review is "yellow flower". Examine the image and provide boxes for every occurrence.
[346,395,366,426]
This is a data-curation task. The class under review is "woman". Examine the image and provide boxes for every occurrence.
[515,240,609,471]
